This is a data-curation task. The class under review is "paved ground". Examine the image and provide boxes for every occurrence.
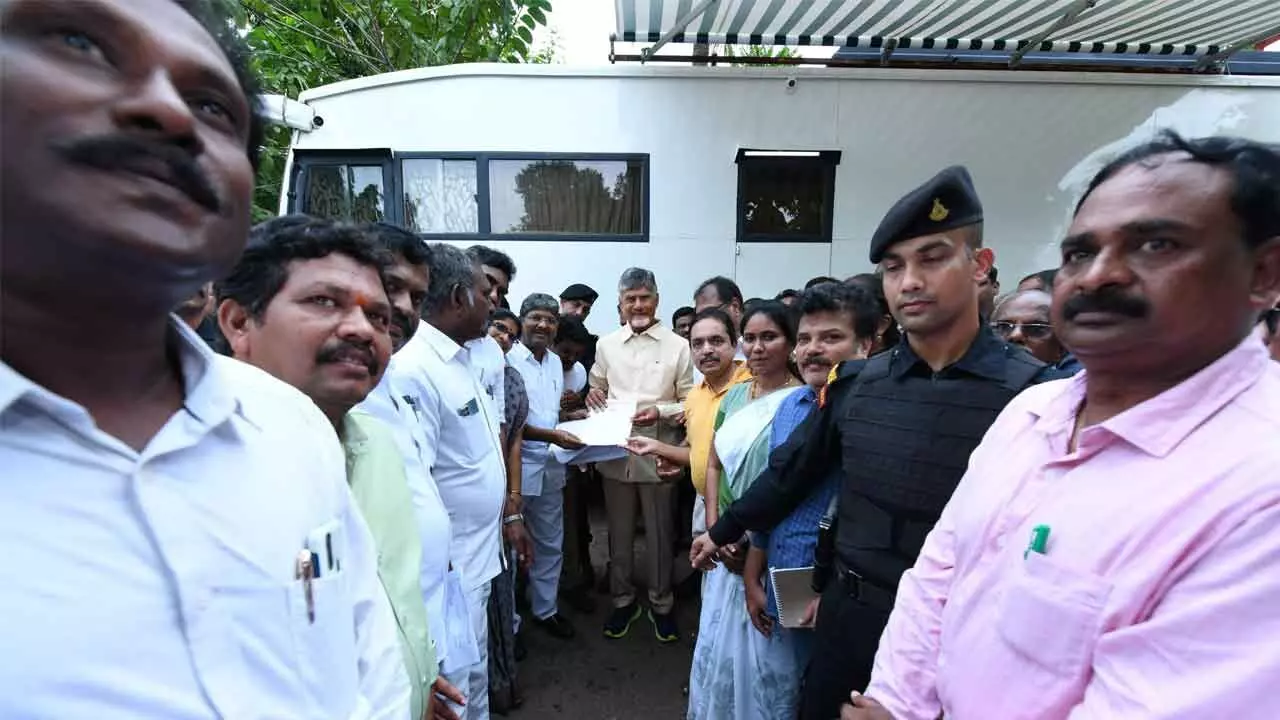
[503,507,702,720]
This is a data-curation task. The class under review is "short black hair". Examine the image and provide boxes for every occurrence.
[799,282,881,340]
[175,0,264,169]
[490,308,520,337]
[986,266,999,283]
[690,307,738,345]
[423,243,478,316]
[845,272,901,348]
[672,306,695,324]
[804,276,839,290]
[555,314,592,346]
[1077,131,1280,250]
[216,215,391,320]
[363,223,429,266]
[775,289,799,301]
[467,245,517,281]
[1020,268,1058,288]
[695,276,743,306]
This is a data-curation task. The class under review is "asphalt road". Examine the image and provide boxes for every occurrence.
[504,509,702,720]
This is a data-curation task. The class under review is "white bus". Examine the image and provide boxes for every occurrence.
[276,63,1280,331]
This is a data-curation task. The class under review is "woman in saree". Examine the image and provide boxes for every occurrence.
[688,301,804,720]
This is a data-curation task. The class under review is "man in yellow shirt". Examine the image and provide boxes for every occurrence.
[627,308,750,538]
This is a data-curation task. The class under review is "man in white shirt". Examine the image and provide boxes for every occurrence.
[356,224,470,718]
[465,246,516,424]
[392,244,506,720]
[0,1,409,717]
[508,294,586,640]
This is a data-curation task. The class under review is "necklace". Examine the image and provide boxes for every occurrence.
[750,376,800,400]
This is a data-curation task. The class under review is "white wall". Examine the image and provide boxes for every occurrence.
[292,65,1280,336]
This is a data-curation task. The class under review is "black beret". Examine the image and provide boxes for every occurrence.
[559,283,599,303]
[869,166,983,264]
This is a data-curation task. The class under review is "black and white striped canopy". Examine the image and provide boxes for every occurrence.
[614,0,1280,57]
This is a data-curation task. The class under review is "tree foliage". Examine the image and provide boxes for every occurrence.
[233,0,555,220]
[720,44,798,65]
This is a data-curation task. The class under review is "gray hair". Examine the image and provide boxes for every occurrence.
[618,267,657,295]
[519,293,559,319]
[423,243,478,316]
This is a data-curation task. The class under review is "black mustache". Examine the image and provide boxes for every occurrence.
[1061,289,1149,321]
[54,134,222,213]
[316,340,378,374]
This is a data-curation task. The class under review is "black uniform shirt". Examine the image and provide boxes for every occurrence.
[709,328,1067,588]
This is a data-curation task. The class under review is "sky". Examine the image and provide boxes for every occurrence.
[536,0,615,66]
[535,2,1278,66]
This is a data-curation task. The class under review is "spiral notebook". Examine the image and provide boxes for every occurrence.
[770,566,819,629]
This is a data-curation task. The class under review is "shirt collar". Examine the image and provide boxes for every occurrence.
[1031,332,1273,458]
[698,363,751,397]
[626,321,670,341]
[418,321,465,363]
[508,341,550,368]
[889,325,1008,382]
[0,315,240,428]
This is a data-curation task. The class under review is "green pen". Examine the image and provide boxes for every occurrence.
[1024,525,1051,559]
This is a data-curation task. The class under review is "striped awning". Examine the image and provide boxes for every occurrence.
[615,0,1280,57]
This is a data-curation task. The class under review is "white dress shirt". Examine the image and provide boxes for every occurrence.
[357,371,456,669]
[564,361,587,394]
[507,343,564,497]
[392,323,506,591]
[465,335,506,422]
[0,320,409,720]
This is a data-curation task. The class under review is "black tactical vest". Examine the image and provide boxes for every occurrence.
[835,342,1046,589]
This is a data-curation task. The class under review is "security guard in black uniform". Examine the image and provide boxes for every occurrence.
[691,166,1067,720]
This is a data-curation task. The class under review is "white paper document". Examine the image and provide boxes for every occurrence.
[550,399,637,465]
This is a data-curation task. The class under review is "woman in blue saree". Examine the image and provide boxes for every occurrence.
[688,301,804,720]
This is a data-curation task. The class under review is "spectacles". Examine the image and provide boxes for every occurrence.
[991,321,1054,341]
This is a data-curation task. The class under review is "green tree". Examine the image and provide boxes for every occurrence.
[233,0,554,221]
[720,44,797,66]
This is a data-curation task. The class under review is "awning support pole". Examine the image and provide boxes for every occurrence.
[1194,24,1280,72]
[880,37,899,66]
[1010,0,1097,68]
[641,0,719,63]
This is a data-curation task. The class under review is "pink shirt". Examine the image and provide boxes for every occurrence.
[867,334,1280,720]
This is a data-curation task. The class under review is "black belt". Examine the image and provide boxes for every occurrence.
[834,562,898,611]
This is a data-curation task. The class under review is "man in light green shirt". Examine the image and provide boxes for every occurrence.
[344,411,437,719]
[217,217,441,719]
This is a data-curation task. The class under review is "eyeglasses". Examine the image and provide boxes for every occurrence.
[991,321,1054,341]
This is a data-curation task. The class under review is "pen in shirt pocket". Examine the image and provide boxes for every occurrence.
[295,550,316,623]
[1023,524,1051,559]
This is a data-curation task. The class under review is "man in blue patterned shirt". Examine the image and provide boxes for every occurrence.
[744,282,884,673]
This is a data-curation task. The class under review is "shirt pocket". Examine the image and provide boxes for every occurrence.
[997,552,1112,677]
[206,582,307,715]
[287,570,360,714]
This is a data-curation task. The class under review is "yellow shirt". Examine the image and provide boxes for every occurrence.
[683,364,752,494]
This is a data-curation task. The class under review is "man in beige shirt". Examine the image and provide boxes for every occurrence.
[587,268,694,643]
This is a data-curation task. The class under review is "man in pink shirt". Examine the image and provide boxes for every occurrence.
[847,132,1280,719]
